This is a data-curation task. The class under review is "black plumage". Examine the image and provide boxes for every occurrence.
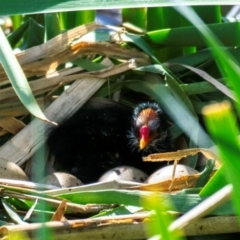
[47,98,173,183]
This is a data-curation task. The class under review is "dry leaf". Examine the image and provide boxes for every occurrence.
[0,117,25,134]
[129,174,200,192]
[51,200,67,221]
[143,148,221,166]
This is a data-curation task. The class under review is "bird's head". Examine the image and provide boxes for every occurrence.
[128,102,172,153]
[136,107,160,149]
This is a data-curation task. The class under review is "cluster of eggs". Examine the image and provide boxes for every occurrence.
[41,164,199,188]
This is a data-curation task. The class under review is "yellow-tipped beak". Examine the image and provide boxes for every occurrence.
[139,138,148,149]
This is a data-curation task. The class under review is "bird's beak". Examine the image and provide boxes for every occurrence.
[139,125,150,150]
[139,138,148,149]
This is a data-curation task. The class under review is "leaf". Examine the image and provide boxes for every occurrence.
[24,199,38,221]
[60,10,95,30]
[164,62,235,101]
[169,184,232,234]
[166,48,213,73]
[1,1,239,15]
[174,4,240,107]
[2,198,28,225]
[143,148,220,163]
[142,194,183,240]
[51,200,67,221]
[24,18,45,48]
[146,22,240,47]
[92,205,142,218]
[202,101,240,219]
[73,58,109,71]
[7,18,29,48]
[56,189,235,216]
[195,160,215,188]
[122,8,146,29]
[44,13,61,41]
[200,166,228,197]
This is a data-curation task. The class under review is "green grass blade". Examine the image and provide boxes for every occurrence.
[60,10,95,30]
[147,7,184,61]
[2,198,28,225]
[122,8,146,29]
[147,7,181,31]
[181,81,218,95]
[174,4,240,105]
[10,15,23,31]
[2,1,240,15]
[203,101,240,218]
[73,58,106,71]
[24,18,45,48]
[121,33,160,63]
[92,205,142,218]
[195,160,215,188]
[7,19,29,47]
[193,5,221,24]
[44,13,61,40]
[142,194,184,239]
[166,48,213,72]
[55,189,235,215]
[164,62,235,100]
[147,22,240,47]
[200,166,228,196]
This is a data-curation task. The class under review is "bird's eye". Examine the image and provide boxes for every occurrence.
[148,119,160,131]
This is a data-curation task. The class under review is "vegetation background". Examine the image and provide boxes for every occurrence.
[1,1,240,239]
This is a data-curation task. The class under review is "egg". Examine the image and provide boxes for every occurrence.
[98,166,148,183]
[40,172,83,188]
[0,158,28,180]
[146,164,199,184]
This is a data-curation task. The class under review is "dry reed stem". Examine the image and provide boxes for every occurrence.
[1,215,239,239]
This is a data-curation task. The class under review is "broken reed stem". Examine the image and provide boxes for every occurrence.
[1,214,240,239]
[0,59,138,104]
[143,148,220,163]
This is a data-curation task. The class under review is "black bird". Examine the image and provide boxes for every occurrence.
[129,102,172,155]
[47,98,173,183]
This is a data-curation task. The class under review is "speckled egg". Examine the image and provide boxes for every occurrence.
[146,164,199,184]
[40,172,83,188]
[98,166,148,183]
[0,158,28,180]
